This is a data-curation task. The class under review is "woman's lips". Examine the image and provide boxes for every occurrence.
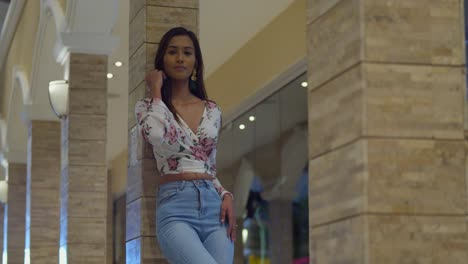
[174,66,186,71]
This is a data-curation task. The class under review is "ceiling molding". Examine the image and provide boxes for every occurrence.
[221,57,307,129]
[0,0,26,72]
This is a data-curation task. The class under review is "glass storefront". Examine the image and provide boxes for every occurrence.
[217,72,309,264]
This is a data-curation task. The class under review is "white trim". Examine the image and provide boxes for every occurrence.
[221,57,307,128]
[0,119,6,152]
[14,68,32,105]
[0,0,26,72]
[56,32,119,64]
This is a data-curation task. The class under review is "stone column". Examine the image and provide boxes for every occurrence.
[127,1,198,263]
[4,163,26,264]
[268,199,293,264]
[60,53,109,263]
[25,120,61,264]
[307,0,467,263]
[0,203,4,264]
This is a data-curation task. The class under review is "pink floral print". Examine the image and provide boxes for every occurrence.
[135,98,232,199]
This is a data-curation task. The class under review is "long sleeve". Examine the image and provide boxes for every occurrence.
[135,97,173,146]
[210,104,233,200]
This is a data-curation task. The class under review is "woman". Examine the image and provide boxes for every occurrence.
[135,27,236,264]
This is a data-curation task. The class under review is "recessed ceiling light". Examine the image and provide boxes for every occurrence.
[239,124,246,130]
[114,61,123,67]
[301,81,308,87]
[249,116,255,122]
[107,73,114,79]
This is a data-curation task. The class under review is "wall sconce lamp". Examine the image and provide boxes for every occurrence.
[48,80,69,119]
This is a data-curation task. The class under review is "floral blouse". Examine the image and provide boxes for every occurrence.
[135,97,232,199]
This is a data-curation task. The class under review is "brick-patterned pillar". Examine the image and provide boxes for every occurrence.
[60,53,109,263]
[307,0,467,263]
[127,1,198,263]
[4,163,26,264]
[268,199,293,264]
[25,120,61,264]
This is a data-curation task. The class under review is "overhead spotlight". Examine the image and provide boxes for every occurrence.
[301,81,308,87]
[114,61,123,67]
[107,73,114,79]
[249,116,255,122]
[239,124,246,130]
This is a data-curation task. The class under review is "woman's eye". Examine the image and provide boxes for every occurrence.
[168,50,176,54]
[184,52,193,56]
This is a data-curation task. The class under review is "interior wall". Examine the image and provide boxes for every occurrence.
[1,0,40,118]
[205,0,306,115]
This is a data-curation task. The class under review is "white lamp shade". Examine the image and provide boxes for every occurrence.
[0,181,7,203]
[48,80,69,118]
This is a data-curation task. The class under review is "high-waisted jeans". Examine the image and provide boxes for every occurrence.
[156,180,234,264]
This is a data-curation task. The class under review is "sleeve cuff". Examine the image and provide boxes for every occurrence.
[220,191,234,201]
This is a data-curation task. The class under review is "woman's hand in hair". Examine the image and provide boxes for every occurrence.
[145,69,166,99]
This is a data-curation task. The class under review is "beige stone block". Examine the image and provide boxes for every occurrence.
[130,8,146,57]
[130,0,198,24]
[129,42,158,93]
[29,245,59,264]
[308,64,364,157]
[29,187,60,208]
[8,163,27,184]
[310,215,468,264]
[128,126,154,167]
[30,168,60,189]
[309,140,367,226]
[310,138,466,225]
[368,215,468,263]
[69,88,107,115]
[130,0,145,22]
[146,6,198,44]
[364,0,464,65]
[310,215,366,264]
[147,0,198,8]
[69,54,107,90]
[368,139,465,215]
[307,0,342,24]
[67,139,106,165]
[67,114,107,140]
[31,121,61,146]
[67,217,106,244]
[307,0,362,90]
[126,197,156,240]
[66,191,107,218]
[141,236,166,262]
[67,165,107,192]
[365,64,464,139]
[67,243,106,264]
[30,222,60,244]
[8,247,26,264]
[128,82,146,130]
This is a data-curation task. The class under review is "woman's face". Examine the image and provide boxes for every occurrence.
[163,35,196,81]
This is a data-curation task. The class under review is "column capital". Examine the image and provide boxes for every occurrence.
[56,32,119,65]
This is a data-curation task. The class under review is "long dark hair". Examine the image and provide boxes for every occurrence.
[154,27,208,122]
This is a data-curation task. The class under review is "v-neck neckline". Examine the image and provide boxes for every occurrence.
[176,100,207,137]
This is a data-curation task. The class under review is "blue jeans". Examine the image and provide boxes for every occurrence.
[156,180,234,264]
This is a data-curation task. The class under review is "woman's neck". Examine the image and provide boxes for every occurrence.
[171,79,196,103]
